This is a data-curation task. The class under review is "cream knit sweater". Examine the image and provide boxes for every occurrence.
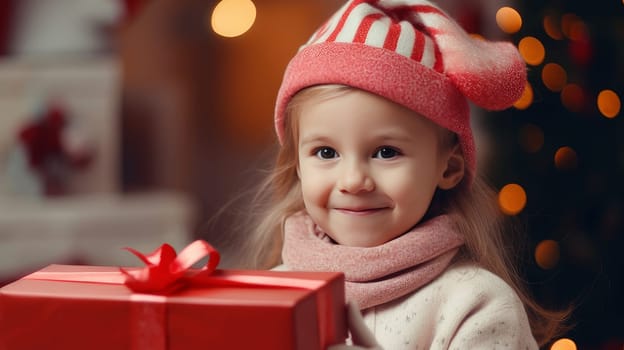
[359,262,538,350]
[274,261,538,349]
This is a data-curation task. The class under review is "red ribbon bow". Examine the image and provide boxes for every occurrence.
[120,240,220,294]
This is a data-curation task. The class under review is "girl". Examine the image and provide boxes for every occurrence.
[239,0,569,348]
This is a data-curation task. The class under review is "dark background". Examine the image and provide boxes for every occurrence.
[485,1,623,348]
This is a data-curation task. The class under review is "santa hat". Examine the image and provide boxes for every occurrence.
[274,0,526,180]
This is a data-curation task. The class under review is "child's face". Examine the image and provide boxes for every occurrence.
[296,89,456,247]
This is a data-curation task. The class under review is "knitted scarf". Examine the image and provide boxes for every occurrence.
[281,212,465,310]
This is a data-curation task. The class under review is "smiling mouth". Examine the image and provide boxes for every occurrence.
[335,207,387,216]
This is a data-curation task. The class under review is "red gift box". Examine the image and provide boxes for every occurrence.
[0,242,347,350]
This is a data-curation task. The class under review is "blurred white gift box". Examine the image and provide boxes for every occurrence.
[0,192,195,280]
[0,57,196,283]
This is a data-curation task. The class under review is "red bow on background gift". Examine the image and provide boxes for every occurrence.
[18,102,93,195]
[18,104,65,171]
[121,240,220,294]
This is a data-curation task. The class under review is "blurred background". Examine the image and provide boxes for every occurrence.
[0,0,621,349]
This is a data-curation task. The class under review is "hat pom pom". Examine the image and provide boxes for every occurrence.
[428,11,527,110]
[443,38,526,110]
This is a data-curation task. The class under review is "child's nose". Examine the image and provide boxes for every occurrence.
[338,161,375,194]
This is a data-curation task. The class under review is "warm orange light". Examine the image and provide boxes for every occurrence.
[543,15,563,40]
[469,33,485,41]
[513,82,534,110]
[518,124,544,153]
[498,183,527,215]
[535,240,560,270]
[561,84,585,113]
[597,89,621,119]
[560,13,589,41]
[561,13,580,39]
[518,36,545,66]
[551,338,577,350]
[554,146,578,170]
[542,63,567,92]
[496,7,522,34]
[569,19,589,41]
[211,0,257,38]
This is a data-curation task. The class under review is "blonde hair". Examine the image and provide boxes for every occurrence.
[239,85,570,346]
[237,86,352,269]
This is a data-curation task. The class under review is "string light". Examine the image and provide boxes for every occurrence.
[541,63,567,92]
[513,82,534,110]
[543,15,563,40]
[210,0,257,38]
[496,7,522,34]
[561,84,585,113]
[518,36,545,66]
[469,33,485,41]
[535,240,560,270]
[498,183,527,215]
[550,338,577,350]
[561,13,581,39]
[554,146,578,170]
[597,89,621,118]
[568,19,589,41]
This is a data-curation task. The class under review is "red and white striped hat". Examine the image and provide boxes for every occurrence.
[274,0,526,178]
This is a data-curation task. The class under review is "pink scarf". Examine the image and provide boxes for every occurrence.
[281,212,464,310]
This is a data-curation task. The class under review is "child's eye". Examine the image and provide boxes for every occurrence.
[373,147,401,159]
[315,147,338,159]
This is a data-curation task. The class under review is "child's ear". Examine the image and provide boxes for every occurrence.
[438,144,465,190]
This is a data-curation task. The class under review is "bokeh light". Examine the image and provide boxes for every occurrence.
[554,146,578,170]
[561,13,581,39]
[568,19,589,41]
[543,15,563,40]
[518,124,544,153]
[597,89,621,118]
[558,12,590,42]
[561,84,585,113]
[518,36,545,66]
[535,240,560,270]
[498,183,527,215]
[542,63,567,92]
[514,82,534,110]
[469,33,485,41]
[211,0,257,38]
[550,338,577,350]
[496,7,522,34]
